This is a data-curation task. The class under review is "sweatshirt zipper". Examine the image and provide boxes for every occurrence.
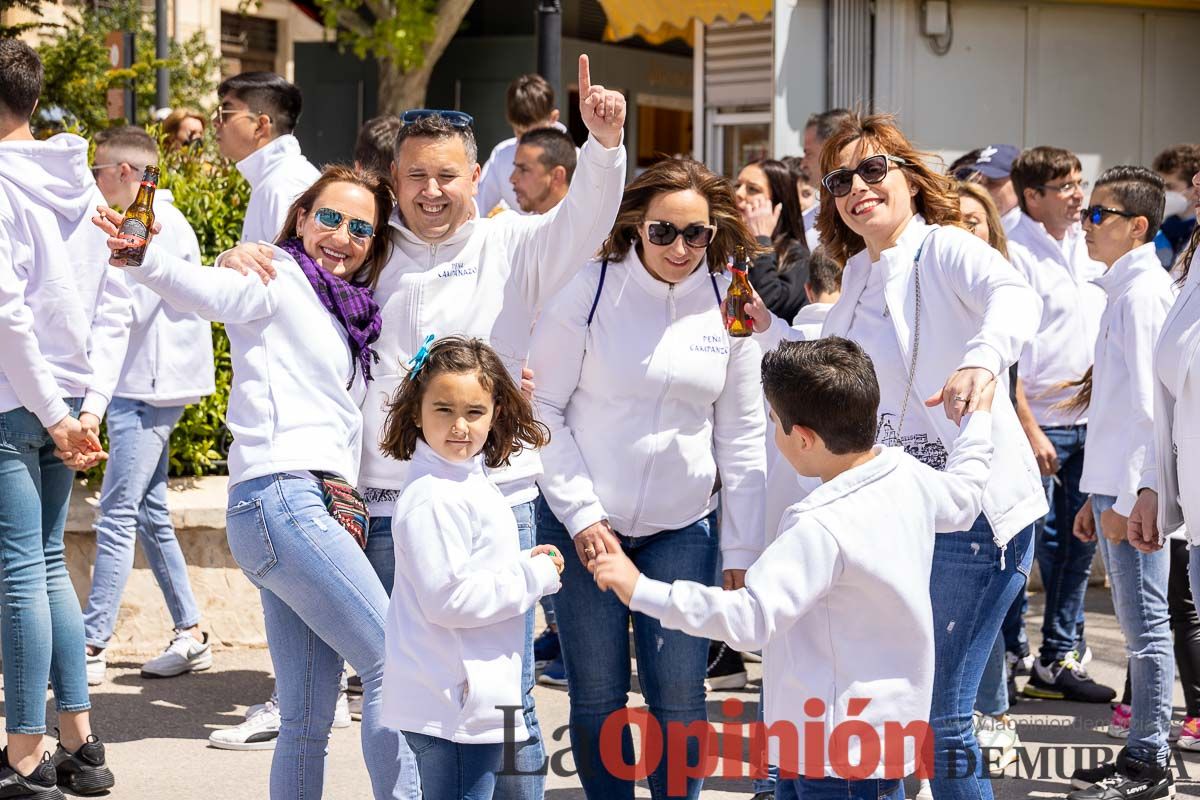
[627,285,676,530]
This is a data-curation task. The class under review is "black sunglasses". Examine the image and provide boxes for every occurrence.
[314,207,375,240]
[1080,205,1137,226]
[400,109,475,129]
[822,154,908,198]
[643,220,717,249]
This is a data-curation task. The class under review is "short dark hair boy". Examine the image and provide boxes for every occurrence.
[217,72,304,134]
[355,115,402,176]
[0,38,43,121]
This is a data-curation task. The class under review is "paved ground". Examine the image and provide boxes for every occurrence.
[6,587,1200,798]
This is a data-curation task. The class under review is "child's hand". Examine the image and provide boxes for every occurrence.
[530,544,565,575]
[591,551,640,605]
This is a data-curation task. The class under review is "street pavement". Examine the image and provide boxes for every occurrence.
[6,587,1200,798]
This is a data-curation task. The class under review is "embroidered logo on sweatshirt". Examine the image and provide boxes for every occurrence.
[437,262,477,279]
[690,334,729,355]
[877,413,948,470]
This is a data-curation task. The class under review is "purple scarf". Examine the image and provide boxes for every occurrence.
[279,238,381,386]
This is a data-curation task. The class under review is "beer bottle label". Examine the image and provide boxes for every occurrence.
[117,218,149,263]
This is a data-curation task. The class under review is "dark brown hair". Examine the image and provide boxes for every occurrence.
[276,164,395,289]
[380,336,549,469]
[815,113,962,265]
[746,158,809,271]
[762,337,879,455]
[0,38,42,120]
[805,247,843,297]
[354,115,402,177]
[598,157,759,272]
[1152,144,1200,183]
[1179,228,1200,284]
[1010,146,1082,214]
[506,74,556,130]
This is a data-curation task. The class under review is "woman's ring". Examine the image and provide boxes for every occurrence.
[584,547,596,558]
[953,395,968,403]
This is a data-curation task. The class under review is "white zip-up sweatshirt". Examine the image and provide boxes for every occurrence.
[1006,213,1106,427]
[0,134,133,425]
[125,244,365,486]
[1079,243,1174,516]
[384,440,560,744]
[113,190,215,407]
[359,135,626,508]
[476,121,573,216]
[528,253,768,570]
[630,411,994,777]
[819,216,1045,546]
[236,135,320,245]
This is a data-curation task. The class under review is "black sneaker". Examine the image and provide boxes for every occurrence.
[0,751,64,800]
[533,628,560,668]
[1023,653,1116,703]
[1071,759,1118,790]
[1067,749,1172,799]
[50,736,114,796]
[706,642,747,690]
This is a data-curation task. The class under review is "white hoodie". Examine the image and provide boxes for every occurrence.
[359,135,626,508]
[476,121,573,216]
[125,243,365,486]
[236,135,320,245]
[1006,213,1106,427]
[1079,243,1174,516]
[385,440,560,744]
[0,134,133,425]
[113,190,215,407]
[528,252,768,570]
[631,411,994,777]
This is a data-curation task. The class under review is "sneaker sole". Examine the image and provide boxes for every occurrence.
[1106,726,1130,739]
[1178,737,1200,751]
[742,652,763,663]
[59,766,115,795]
[1022,685,1065,700]
[705,672,749,691]
[986,746,1019,772]
[23,786,64,800]
[536,675,568,688]
[208,734,279,751]
[141,652,214,679]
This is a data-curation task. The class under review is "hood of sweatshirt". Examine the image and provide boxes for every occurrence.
[0,133,99,231]
[235,134,306,191]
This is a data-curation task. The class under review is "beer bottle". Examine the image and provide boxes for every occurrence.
[116,165,159,266]
[725,246,754,338]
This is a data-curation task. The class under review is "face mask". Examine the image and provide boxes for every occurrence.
[1164,190,1188,219]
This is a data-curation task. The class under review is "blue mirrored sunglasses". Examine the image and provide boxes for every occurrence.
[400,109,475,129]
[314,207,375,240]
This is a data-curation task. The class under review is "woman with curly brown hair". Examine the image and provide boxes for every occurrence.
[526,157,767,799]
[747,113,1045,799]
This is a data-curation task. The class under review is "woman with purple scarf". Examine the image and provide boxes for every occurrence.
[93,165,408,800]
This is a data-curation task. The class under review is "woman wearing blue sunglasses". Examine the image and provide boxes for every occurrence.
[93,165,416,800]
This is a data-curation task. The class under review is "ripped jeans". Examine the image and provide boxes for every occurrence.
[928,516,1034,800]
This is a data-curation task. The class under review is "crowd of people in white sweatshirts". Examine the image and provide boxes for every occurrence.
[4,32,1200,800]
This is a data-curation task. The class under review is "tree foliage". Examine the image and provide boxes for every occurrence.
[0,0,45,37]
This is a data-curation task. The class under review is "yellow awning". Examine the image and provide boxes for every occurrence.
[598,0,772,45]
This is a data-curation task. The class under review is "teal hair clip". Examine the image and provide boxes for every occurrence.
[407,333,436,377]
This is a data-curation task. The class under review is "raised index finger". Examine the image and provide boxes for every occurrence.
[578,54,592,98]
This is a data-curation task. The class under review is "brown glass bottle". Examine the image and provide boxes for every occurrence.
[116,165,159,265]
[725,246,754,337]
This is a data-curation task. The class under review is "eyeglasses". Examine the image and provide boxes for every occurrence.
[400,109,475,129]
[1037,180,1088,196]
[822,154,908,198]
[313,207,376,241]
[90,162,121,177]
[642,220,717,249]
[1080,205,1137,226]
[210,107,262,127]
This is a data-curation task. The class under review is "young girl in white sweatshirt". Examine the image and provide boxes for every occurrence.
[379,335,563,800]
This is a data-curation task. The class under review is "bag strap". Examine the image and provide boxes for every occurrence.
[709,272,722,307]
[587,258,609,327]
[896,230,936,438]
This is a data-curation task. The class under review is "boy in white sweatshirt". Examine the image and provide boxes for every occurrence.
[1067,166,1177,800]
[593,337,996,799]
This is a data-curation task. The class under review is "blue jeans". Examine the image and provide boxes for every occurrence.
[1092,494,1172,766]
[0,401,92,733]
[776,776,904,799]
[537,498,717,800]
[492,499,547,800]
[82,399,201,648]
[929,516,1033,800]
[1035,425,1093,661]
[227,474,411,800]
[404,731,503,800]
[974,632,1009,717]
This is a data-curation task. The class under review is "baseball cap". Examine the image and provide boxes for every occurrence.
[972,144,1019,180]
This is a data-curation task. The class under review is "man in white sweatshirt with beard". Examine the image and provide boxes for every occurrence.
[213,71,320,244]
[220,55,628,800]
[0,38,124,796]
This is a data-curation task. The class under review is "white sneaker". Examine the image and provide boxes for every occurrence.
[208,701,281,750]
[348,693,363,722]
[85,651,106,686]
[975,713,1021,772]
[333,690,352,728]
[141,631,213,678]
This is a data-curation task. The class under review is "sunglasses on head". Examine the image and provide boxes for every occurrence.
[400,109,475,129]
[1080,205,1137,226]
[643,220,717,249]
[821,154,908,198]
[313,207,375,241]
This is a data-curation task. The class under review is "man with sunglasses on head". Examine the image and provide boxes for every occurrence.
[1008,146,1114,705]
[220,54,627,800]
[213,71,320,245]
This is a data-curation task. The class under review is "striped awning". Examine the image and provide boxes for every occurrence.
[597,0,772,44]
